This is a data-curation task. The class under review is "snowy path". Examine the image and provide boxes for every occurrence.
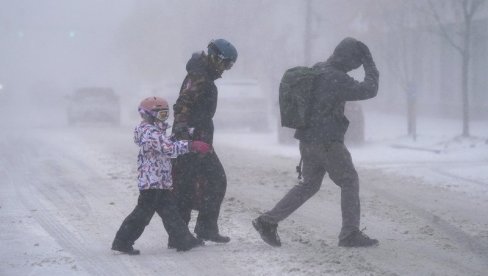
[1,126,487,275]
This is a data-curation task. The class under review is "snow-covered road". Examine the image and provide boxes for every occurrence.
[1,125,487,275]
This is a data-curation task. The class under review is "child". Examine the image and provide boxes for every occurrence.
[111,96,211,254]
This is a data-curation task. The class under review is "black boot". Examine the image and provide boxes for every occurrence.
[194,220,230,243]
[252,217,281,247]
[338,230,379,247]
[111,239,141,255]
[196,233,230,243]
[167,236,176,249]
[176,236,205,252]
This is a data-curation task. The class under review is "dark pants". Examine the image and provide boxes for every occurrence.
[113,189,194,248]
[172,150,227,236]
[260,141,360,240]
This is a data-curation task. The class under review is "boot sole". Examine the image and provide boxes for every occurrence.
[112,249,141,255]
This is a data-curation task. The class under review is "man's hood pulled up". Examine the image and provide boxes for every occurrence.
[327,37,363,72]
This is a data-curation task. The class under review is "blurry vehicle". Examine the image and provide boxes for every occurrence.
[214,79,271,132]
[277,102,364,145]
[66,87,120,125]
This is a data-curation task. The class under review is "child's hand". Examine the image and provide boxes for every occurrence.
[190,141,212,154]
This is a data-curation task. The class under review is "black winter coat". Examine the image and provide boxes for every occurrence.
[172,52,222,145]
[295,37,379,143]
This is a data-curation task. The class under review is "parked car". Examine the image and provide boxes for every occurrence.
[214,79,271,132]
[66,87,120,125]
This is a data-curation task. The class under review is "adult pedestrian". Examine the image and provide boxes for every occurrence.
[253,37,379,248]
[170,39,237,245]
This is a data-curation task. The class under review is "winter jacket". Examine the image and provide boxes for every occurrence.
[295,37,379,143]
[134,121,190,190]
[172,52,221,145]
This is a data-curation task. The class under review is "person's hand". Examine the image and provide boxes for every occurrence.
[190,140,212,154]
[357,41,372,63]
[173,122,189,139]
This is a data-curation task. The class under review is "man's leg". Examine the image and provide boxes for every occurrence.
[324,142,360,240]
[194,151,229,242]
[325,142,377,247]
[172,155,196,225]
[169,155,197,248]
[253,142,326,247]
[260,142,326,224]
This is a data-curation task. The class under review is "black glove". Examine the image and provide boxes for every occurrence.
[172,122,190,140]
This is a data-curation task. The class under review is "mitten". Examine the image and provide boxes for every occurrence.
[190,141,212,154]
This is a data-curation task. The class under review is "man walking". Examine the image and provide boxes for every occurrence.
[253,37,379,248]
[171,39,237,245]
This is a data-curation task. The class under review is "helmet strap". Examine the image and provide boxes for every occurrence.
[209,54,232,73]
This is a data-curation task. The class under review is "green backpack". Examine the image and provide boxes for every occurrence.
[279,66,320,129]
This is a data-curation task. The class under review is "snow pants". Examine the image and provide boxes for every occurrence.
[172,150,227,236]
[113,189,194,248]
[260,141,360,240]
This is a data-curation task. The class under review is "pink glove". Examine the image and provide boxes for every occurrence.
[190,141,212,154]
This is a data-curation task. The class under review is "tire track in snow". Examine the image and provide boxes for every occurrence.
[35,128,246,276]
[2,135,141,276]
[432,167,487,187]
[222,144,488,275]
[365,170,488,268]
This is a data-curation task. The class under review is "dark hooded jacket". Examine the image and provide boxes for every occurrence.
[172,52,222,145]
[294,37,379,143]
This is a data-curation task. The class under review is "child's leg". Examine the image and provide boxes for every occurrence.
[112,190,156,251]
[157,190,202,251]
[172,155,197,225]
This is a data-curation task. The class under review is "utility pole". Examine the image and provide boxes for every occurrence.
[304,0,312,66]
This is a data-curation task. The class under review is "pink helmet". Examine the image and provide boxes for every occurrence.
[138,96,169,121]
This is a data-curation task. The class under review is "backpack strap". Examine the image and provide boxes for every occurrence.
[296,157,303,180]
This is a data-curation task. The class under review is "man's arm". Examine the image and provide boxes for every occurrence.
[337,42,379,101]
[172,74,206,139]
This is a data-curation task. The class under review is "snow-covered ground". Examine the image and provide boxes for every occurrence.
[219,112,488,197]
[1,111,487,275]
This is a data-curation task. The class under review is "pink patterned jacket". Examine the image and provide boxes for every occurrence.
[134,121,190,190]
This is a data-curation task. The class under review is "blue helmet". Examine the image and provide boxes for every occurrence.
[207,39,238,64]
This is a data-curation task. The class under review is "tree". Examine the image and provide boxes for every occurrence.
[340,0,423,140]
[425,0,487,137]
[367,0,422,140]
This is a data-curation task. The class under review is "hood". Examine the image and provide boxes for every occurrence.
[134,121,168,146]
[186,51,221,80]
[327,37,363,72]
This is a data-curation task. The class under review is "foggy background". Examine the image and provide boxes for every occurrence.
[2,2,488,275]
[1,0,487,135]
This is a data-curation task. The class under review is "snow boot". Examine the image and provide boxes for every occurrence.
[196,233,230,243]
[111,240,141,255]
[338,230,379,247]
[176,237,205,252]
[252,217,281,247]
[167,236,177,249]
